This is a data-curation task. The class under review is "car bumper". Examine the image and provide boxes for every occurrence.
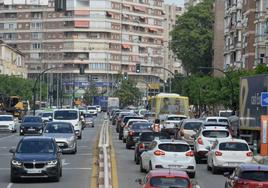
[151,160,196,173]
[213,158,252,169]
[20,129,42,135]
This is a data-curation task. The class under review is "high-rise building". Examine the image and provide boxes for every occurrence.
[0,0,165,104]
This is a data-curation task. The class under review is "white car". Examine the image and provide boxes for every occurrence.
[123,119,148,143]
[140,139,196,178]
[193,126,232,163]
[201,116,229,124]
[0,115,16,132]
[87,106,98,116]
[162,115,187,135]
[39,111,53,123]
[207,138,253,174]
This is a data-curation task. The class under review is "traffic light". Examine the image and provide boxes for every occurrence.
[123,72,128,80]
[136,64,141,73]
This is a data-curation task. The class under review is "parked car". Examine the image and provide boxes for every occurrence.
[0,114,16,132]
[9,136,62,182]
[136,169,194,188]
[207,138,253,174]
[43,122,77,154]
[193,126,232,163]
[134,132,170,165]
[224,164,268,188]
[20,116,44,136]
[84,113,94,127]
[175,119,203,146]
[140,139,196,178]
[123,119,148,143]
[87,106,98,116]
[125,122,152,149]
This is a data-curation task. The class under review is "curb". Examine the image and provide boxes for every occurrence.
[98,148,112,187]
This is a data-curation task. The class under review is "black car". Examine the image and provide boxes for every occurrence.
[20,116,44,136]
[125,122,152,149]
[10,136,62,182]
[134,132,171,164]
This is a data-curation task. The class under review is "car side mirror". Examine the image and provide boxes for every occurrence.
[223,172,230,177]
[9,148,16,154]
[135,178,142,185]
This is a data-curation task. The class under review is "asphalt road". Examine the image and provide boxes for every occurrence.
[111,125,226,188]
[0,114,102,188]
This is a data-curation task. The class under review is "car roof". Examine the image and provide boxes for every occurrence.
[167,114,187,117]
[53,109,78,111]
[216,138,248,144]
[22,136,53,141]
[183,119,203,123]
[239,164,268,171]
[23,115,41,118]
[47,121,72,126]
[206,116,228,119]
[127,119,147,122]
[203,122,229,126]
[148,169,189,178]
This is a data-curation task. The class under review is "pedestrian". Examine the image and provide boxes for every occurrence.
[152,119,161,132]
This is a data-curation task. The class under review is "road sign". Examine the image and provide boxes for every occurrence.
[261,92,268,107]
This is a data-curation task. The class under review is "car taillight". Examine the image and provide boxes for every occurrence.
[215,151,222,156]
[139,143,145,149]
[197,137,203,145]
[154,150,165,156]
[246,151,253,157]
[128,131,134,136]
[185,151,194,157]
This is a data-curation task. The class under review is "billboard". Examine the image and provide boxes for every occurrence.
[4,0,48,5]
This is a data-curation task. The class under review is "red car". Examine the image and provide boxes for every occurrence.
[224,163,268,188]
[136,169,193,188]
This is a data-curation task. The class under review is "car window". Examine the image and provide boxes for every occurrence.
[17,140,55,154]
[87,107,96,110]
[240,171,268,181]
[84,114,93,118]
[167,116,186,121]
[150,177,189,188]
[44,123,73,134]
[219,119,228,123]
[42,113,53,117]
[132,123,151,130]
[219,142,249,151]
[202,130,229,138]
[140,133,170,141]
[158,144,190,152]
[54,110,78,120]
[23,116,42,123]
[183,122,202,130]
[0,116,13,121]
[207,119,217,122]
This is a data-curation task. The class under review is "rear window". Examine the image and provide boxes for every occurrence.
[140,133,170,141]
[219,142,249,151]
[240,171,268,181]
[207,119,217,122]
[150,177,189,188]
[123,116,139,123]
[158,143,190,152]
[184,122,202,130]
[167,116,186,121]
[219,119,228,123]
[202,130,229,138]
[132,123,151,129]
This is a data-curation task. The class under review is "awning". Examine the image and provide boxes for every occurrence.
[122,44,131,49]
[148,28,158,32]
[74,21,89,28]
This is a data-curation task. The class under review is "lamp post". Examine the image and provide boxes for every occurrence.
[198,66,236,114]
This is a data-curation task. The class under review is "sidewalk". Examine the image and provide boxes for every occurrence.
[253,155,268,165]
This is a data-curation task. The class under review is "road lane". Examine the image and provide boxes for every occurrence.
[111,125,227,188]
[0,114,103,188]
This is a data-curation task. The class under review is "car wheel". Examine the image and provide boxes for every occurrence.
[140,158,146,173]
[123,138,126,143]
[126,143,131,149]
[224,182,228,188]
[60,167,62,177]
[19,132,24,136]
[149,161,152,171]
[207,164,211,171]
[195,155,201,164]
[78,133,82,140]
[188,172,195,178]
[212,163,219,174]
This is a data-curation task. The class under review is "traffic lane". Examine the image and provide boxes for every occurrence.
[112,125,227,188]
[0,121,101,188]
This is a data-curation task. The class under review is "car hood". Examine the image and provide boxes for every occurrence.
[14,154,56,161]
[43,133,74,139]
[20,122,43,127]
[52,120,78,127]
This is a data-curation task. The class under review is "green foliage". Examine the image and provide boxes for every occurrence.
[114,79,141,107]
[83,80,98,105]
[170,0,214,74]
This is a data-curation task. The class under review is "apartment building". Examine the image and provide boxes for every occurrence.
[0,0,165,104]
[0,40,27,78]
[162,4,184,81]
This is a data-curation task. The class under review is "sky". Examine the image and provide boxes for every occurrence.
[165,0,184,6]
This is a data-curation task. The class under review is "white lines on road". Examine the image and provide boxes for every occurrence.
[75,153,92,156]
[0,134,15,141]
[6,183,13,188]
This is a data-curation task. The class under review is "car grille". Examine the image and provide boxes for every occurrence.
[24,162,46,169]
[0,125,9,128]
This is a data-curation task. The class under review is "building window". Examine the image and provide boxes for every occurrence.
[31,43,42,50]
[31,22,43,29]
[31,12,42,19]
[31,32,43,40]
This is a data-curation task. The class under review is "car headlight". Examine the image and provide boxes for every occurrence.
[47,160,58,166]
[12,160,22,167]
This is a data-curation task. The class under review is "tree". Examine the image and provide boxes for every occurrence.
[83,80,98,105]
[170,0,214,74]
[114,79,141,107]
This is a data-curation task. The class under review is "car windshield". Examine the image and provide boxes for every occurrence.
[158,144,190,152]
[167,116,186,121]
[140,133,170,141]
[0,116,13,121]
[23,117,42,123]
[202,130,229,138]
[240,171,268,182]
[207,119,217,122]
[44,123,73,134]
[131,123,151,130]
[150,177,189,188]
[184,122,202,130]
[17,140,55,154]
[219,142,249,151]
[54,110,78,120]
[42,113,53,117]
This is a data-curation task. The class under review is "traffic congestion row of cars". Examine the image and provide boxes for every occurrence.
[109,108,268,188]
[5,106,98,183]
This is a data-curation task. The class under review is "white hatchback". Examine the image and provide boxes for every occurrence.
[207,138,253,174]
[140,139,196,178]
[193,126,232,163]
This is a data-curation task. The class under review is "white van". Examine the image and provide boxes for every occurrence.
[53,109,83,139]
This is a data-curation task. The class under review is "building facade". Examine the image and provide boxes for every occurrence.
[0,0,165,105]
[0,40,27,78]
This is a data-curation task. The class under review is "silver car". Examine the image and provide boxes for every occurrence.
[43,122,77,154]
[84,113,94,127]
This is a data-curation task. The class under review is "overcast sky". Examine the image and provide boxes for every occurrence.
[165,0,184,6]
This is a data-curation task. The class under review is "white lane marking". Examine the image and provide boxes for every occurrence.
[75,153,92,156]
[62,159,70,166]
[7,183,13,188]
[0,134,15,141]
[63,168,92,170]
[78,146,89,148]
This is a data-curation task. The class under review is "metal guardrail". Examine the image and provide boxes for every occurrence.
[99,116,109,188]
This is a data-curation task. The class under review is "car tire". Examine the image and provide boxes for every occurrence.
[78,133,82,140]
[135,154,140,165]
[19,132,24,136]
[60,167,62,177]
[212,164,219,174]
[195,155,201,164]
[123,138,126,143]
[126,143,131,149]
[140,158,146,173]
[207,164,211,171]
[51,175,60,182]
[188,172,195,178]
[149,161,152,171]
[72,146,77,154]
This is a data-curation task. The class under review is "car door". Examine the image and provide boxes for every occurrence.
[142,141,156,170]
[207,142,217,167]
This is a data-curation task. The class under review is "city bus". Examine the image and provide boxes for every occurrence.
[150,93,189,120]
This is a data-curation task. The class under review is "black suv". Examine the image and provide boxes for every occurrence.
[20,116,44,136]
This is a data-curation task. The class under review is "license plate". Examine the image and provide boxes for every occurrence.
[168,165,181,169]
[57,143,64,146]
[27,169,42,174]
[28,128,35,131]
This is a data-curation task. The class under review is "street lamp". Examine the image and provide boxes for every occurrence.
[198,66,236,114]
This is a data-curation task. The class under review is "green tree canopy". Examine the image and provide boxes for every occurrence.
[170,0,214,74]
